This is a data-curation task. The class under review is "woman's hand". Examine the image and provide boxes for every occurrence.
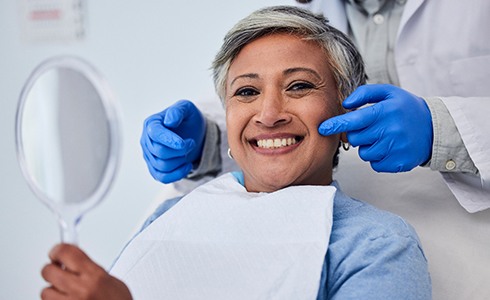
[41,243,132,300]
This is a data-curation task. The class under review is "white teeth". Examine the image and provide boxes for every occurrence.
[256,137,298,149]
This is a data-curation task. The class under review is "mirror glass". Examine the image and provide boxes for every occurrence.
[15,56,121,244]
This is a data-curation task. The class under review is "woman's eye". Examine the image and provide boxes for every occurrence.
[234,87,259,97]
[288,82,315,92]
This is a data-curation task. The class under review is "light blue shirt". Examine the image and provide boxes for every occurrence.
[130,172,431,299]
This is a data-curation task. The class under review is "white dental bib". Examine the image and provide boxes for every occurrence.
[111,173,335,300]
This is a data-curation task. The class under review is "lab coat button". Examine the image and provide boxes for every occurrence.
[445,159,456,170]
[373,14,384,25]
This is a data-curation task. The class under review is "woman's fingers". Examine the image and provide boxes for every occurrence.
[48,244,97,274]
[40,286,69,300]
[41,262,81,294]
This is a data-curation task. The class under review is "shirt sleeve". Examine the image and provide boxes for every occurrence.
[322,197,431,299]
[424,97,478,174]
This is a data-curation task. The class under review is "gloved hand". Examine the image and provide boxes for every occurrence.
[140,100,206,183]
[318,84,433,172]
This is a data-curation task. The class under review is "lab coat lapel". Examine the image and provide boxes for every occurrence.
[398,0,426,38]
[321,0,348,34]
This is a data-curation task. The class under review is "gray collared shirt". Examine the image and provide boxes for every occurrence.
[345,0,406,85]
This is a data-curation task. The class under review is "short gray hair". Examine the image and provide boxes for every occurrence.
[212,6,367,105]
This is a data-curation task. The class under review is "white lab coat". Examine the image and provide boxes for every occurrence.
[296,0,490,213]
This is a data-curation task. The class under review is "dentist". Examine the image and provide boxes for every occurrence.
[141,0,490,213]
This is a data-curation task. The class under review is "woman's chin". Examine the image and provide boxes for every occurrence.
[244,171,297,193]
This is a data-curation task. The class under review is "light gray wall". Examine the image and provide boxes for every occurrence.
[0,1,286,298]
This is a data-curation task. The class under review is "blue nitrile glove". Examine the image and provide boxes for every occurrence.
[318,84,433,172]
[140,100,206,183]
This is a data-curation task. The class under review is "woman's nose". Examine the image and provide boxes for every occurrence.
[253,92,291,127]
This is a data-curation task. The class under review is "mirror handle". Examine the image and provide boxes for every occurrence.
[58,216,80,245]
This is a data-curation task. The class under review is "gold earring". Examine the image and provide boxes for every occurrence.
[227,148,234,159]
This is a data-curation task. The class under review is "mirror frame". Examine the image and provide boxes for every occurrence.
[15,55,121,217]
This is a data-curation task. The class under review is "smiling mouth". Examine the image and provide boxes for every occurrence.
[252,136,303,149]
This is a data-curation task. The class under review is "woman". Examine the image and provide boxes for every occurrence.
[41,6,431,300]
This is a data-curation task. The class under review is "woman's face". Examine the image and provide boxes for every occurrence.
[225,33,342,192]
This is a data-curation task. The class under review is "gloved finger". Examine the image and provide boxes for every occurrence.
[357,141,390,163]
[143,150,193,183]
[151,162,193,184]
[144,154,165,181]
[144,151,169,181]
[163,100,194,128]
[370,158,410,173]
[143,148,188,173]
[143,131,192,159]
[145,118,187,150]
[345,125,382,147]
[342,84,394,109]
[318,104,380,136]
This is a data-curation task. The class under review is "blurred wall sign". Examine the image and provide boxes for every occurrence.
[19,0,86,44]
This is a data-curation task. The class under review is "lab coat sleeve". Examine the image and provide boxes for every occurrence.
[438,96,490,213]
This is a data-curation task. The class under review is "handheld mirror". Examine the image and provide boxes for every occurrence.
[15,56,121,244]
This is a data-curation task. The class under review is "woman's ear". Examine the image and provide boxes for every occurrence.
[340,132,350,151]
[340,132,348,143]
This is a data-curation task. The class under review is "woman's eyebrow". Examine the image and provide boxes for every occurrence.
[230,73,259,87]
[283,67,322,80]
[230,68,320,87]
